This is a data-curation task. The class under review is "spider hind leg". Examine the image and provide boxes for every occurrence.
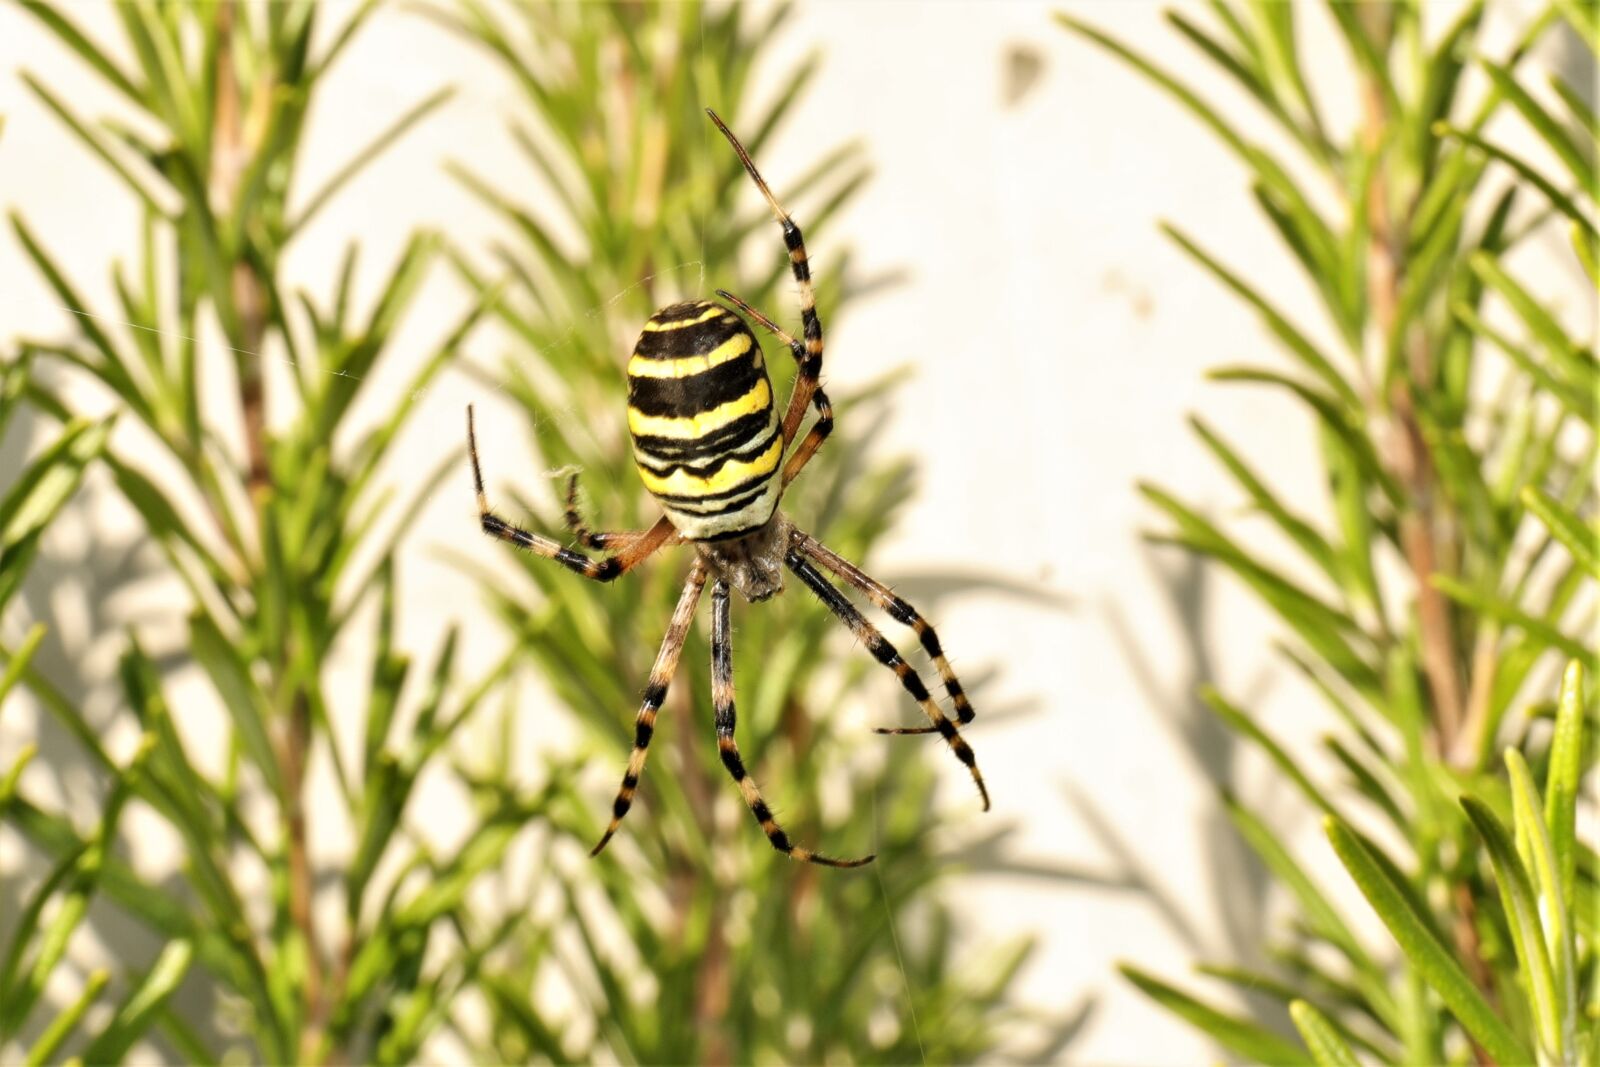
[787,542,990,812]
[794,530,976,728]
[590,564,708,857]
[711,580,874,868]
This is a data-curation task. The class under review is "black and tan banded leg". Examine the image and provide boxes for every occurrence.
[710,580,874,869]
[793,530,975,728]
[469,405,674,578]
[787,551,990,811]
[591,563,709,857]
[706,109,823,449]
[562,473,670,551]
[714,288,834,487]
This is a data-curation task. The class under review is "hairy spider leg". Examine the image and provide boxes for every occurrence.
[793,530,976,727]
[706,109,825,451]
[714,288,833,488]
[788,549,990,811]
[591,563,709,856]
[469,405,673,579]
[710,579,874,868]
[563,472,671,551]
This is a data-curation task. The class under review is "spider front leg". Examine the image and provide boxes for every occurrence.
[469,405,673,578]
[710,580,874,868]
[707,110,825,458]
[787,548,990,811]
[591,563,708,857]
[715,288,833,487]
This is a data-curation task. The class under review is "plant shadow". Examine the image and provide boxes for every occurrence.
[1079,541,1293,1031]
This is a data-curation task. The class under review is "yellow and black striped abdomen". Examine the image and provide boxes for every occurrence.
[627,300,783,541]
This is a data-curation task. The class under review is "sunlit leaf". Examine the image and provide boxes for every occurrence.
[1289,998,1362,1067]
[1461,796,1564,1061]
[1325,817,1530,1066]
[1120,963,1305,1064]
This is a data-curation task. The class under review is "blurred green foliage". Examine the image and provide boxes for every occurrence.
[0,1,1036,1063]
[1061,1,1597,1064]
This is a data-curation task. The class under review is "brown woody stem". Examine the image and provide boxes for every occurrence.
[1360,36,1490,1065]
[1360,82,1464,751]
[212,3,326,1060]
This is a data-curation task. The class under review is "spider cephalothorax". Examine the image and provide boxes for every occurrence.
[467,109,987,868]
[693,511,792,602]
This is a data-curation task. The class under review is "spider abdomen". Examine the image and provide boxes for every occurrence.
[626,300,783,541]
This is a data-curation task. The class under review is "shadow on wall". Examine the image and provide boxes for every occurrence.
[1557,21,1597,110]
[1090,543,1295,1030]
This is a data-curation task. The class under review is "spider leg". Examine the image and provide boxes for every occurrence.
[792,530,975,727]
[715,288,833,487]
[777,387,832,488]
[706,110,824,452]
[591,563,709,857]
[786,550,990,812]
[563,472,667,551]
[710,580,874,869]
[470,405,674,578]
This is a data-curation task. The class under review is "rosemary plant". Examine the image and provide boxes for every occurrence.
[2,3,510,1062]
[1060,2,1597,1064]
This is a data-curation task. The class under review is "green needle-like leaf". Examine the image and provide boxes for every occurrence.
[1290,998,1362,1067]
[0,837,84,1026]
[1208,366,1402,504]
[1432,575,1596,671]
[1163,224,1359,409]
[1057,12,1249,159]
[1120,963,1305,1064]
[1454,301,1595,418]
[1190,416,1344,584]
[79,939,195,1065]
[1325,816,1530,1065]
[1204,688,1335,815]
[1471,253,1598,398]
[24,967,110,1067]
[1220,792,1394,1024]
[1461,796,1564,1061]
[1482,61,1596,195]
[0,415,112,612]
[1545,662,1586,944]
[1522,486,1600,578]
[0,624,47,712]
[188,610,282,797]
[1571,220,1600,284]
[0,744,36,809]
[15,4,144,104]
[1505,748,1578,1053]
[1437,121,1597,239]
[289,86,456,236]
[20,71,172,217]
[1323,1,1399,116]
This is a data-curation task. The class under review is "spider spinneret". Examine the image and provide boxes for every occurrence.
[467,108,987,869]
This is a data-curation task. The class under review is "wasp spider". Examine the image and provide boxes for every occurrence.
[468,110,987,868]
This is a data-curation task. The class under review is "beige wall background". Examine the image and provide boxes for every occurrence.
[1,1,1583,1062]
